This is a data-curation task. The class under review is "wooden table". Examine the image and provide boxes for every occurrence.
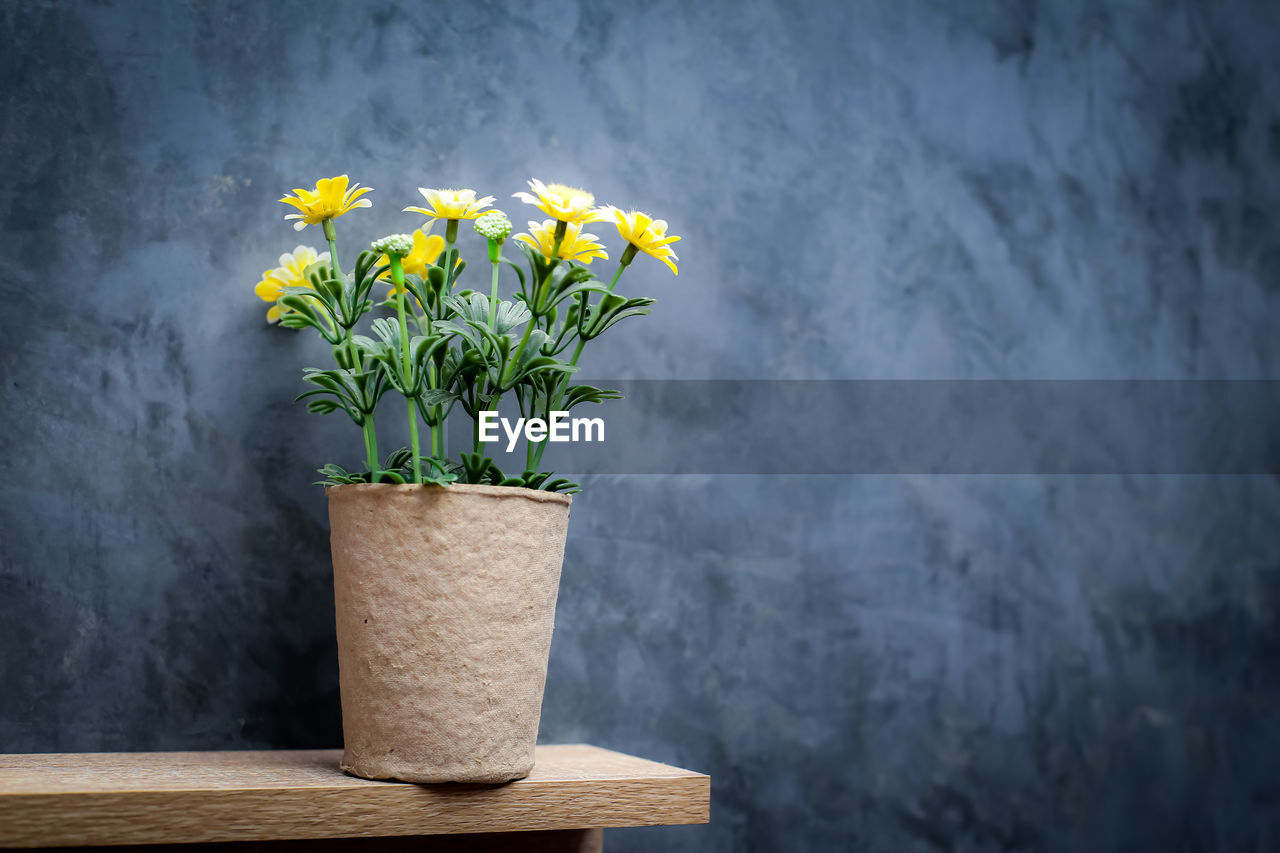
[0,745,709,851]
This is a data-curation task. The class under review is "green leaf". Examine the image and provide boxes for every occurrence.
[444,292,533,340]
[448,258,467,288]
[416,456,461,487]
[353,250,379,288]
[494,300,533,335]
[383,447,413,471]
[318,275,344,302]
[400,274,431,314]
[299,365,388,416]
[329,342,359,370]
[523,259,609,316]
[521,471,550,489]
[434,317,490,353]
[580,294,655,340]
[277,295,317,319]
[277,314,312,331]
[420,388,460,406]
[305,399,341,415]
[460,452,502,485]
[562,384,624,410]
[518,243,556,285]
[314,463,365,486]
[443,292,487,324]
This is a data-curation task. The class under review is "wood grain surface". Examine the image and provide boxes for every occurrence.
[4,828,604,853]
[0,745,708,849]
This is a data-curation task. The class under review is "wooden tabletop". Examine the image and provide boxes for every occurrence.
[0,745,709,849]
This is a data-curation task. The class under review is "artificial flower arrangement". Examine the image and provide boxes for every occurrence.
[254,175,680,493]
[253,175,681,784]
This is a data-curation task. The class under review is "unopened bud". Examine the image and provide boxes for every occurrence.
[371,234,414,256]
[474,210,513,242]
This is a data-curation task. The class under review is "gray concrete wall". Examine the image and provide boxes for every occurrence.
[2,1,1278,850]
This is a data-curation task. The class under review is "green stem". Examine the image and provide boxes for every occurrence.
[476,251,506,457]
[443,219,459,290]
[362,416,379,484]
[323,219,341,278]
[531,221,568,316]
[489,255,501,330]
[391,256,422,485]
[548,220,567,267]
[428,221,459,458]
[407,400,421,480]
[529,386,553,471]
[522,227,572,473]
[323,218,358,365]
[526,408,537,470]
[507,314,536,386]
[529,256,628,472]
[609,252,632,290]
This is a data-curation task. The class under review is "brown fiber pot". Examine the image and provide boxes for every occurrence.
[327,482,572,784]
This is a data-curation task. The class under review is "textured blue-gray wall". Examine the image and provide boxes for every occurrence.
[2,1,1279,851]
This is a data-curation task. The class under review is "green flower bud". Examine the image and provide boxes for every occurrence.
[371,234,414,256]
[474,210,512,242]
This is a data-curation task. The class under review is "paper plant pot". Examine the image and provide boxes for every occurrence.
[327,482,572,784]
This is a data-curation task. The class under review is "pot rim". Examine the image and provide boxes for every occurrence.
[326,481,572,506]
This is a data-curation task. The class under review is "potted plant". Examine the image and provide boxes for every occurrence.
[254,175,681,783]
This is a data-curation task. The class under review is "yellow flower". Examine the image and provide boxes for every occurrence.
[279,175,373,231]
[404,188,495,220]
[377,228,446,281]
[254,245,329,322]
[514,219,609,265]
[512,178,608,225]
[598,205,681,275]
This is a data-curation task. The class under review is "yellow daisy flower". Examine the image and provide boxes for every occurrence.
[515,219,609,265]
[598,205,681,275]
[512,178,608,225]
[279,175,373,231]
[404,188,495,220]
[254,245,329,322]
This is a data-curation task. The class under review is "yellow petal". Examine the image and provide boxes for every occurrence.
[254,277,280,302]
[422,233,445,264]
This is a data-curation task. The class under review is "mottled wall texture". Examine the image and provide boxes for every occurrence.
[2,1,1278,851]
